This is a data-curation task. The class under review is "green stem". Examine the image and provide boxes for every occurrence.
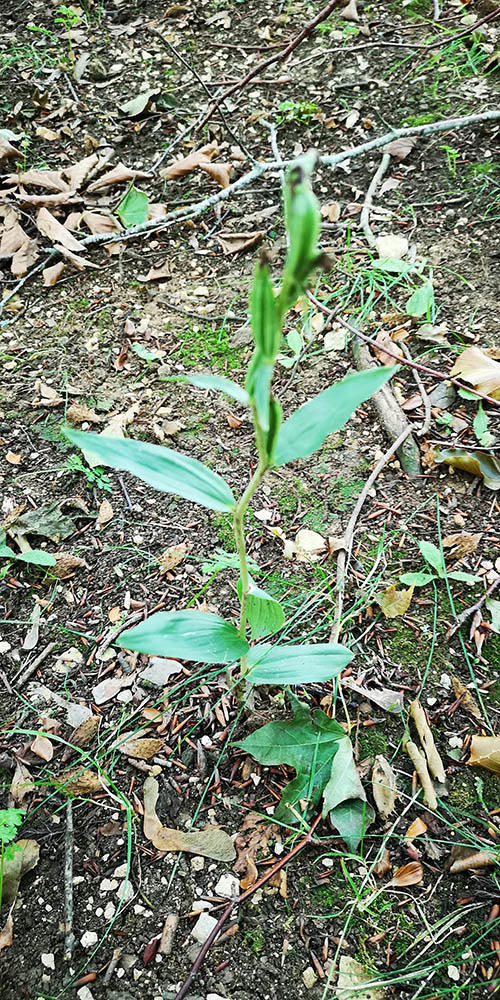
[233,457,268,675]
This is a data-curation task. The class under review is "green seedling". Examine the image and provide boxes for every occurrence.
[54,5,81,70]
[458,389,496,448]
[66,154,394,848]
[65,453,112,492]
[276,100,322,127]
[0,808,24,907]
[400,539,480,589]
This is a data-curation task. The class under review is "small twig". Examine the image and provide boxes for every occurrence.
[197,0,345,130]
[174,813,322,1000]
[448,574,500,637]
[360,152,391,248]
[63,800,75,959]
[14,641,57,688]
[403,737,437,810]
[118,475,133,510]
[400,342,432,435]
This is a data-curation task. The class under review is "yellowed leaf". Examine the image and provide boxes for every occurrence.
[451,676,482,720]
[120,736,164,759]
[30,734,54,762]
[108,606,121,623]
[376,583,414,619]
[467,734,500,774]
[450,346,500,400]
[390,861,423,887]
[160,143,219,181]
[158,542,187,573]
[143,777,235,860]
[404,817,427,842]
[5,452,22,465]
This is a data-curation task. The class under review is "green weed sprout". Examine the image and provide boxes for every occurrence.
[0,808,24,907]
[55,5,81,70]
[65,154,393,692]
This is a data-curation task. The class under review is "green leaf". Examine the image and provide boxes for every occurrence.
[116,186,149,228]
[65,430,236,513]
[417,540,445,577]
[448,571,481,585]
[486,598,500,633]
[131,343,162,362]
[473,403,494,447]
[246,642,353,686]
[200,548,260,577]
[406,280,434,317]
[265,397,282,465]
[399,571,435,587]
[322,738,374,852]
[437,448,500,491]
[246,357,273,433]
[0,544,16,559]
[274,367,394,466]
[371,258,409,274]
[237,575,284,640]
[17,550,57,567]
[166,374,249,406]
[118,610,249,663]
[235,694,345,823]
[250,262,278,360]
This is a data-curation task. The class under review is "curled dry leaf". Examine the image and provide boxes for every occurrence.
[0,135,18,165]
[9,169,70,192]
[11,239,38,276]
[0,915,13,951]
[141,261,171,282]
[376,583,414,619]
[321,201,341,222]
[199,161,232,188]
[215,230,265,256]
[449,849,496,873]
[63,154,99,190]
[373,329,404,366]
[43,261,65,286]
[143,777,236,860]
[390,861,423,887]
[239,856,259,890]
[285,528,327,563]
[1,839,40,908]
[0,221,29,258]
[68,715,100,750]
[97,499,114,526]
[467,734,500,774]
[451,676,482,720]
[438,449,500,491]
[36,207,85,252]
[371,755,397,819]
[30,734,53,762]
[442,532,481,562]
[32,380,63,408]
[66,402,101,424]
[158,543,187,573]
[373,848,392,878]
[383,137,417,161]
[159,142,219,181]
[53,244,99,270]
[410,698,446,784]
[119,735,164,760]
[54,767,103,796]
[10,761,35,806]
[404,817,427,843]
[450,346,500,400]
[51,553,87,579]
[403,738,437,810]
[87,162,151,192]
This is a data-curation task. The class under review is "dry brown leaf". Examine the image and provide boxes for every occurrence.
[403,737,437,810]
[87,162,151,192]
[30,734,54,761]
[64,211,82,230]
[140,261,172,282]
[0,136,18,165]
[97,499,114,526]
[199,161,232,188]
[449,849,496,873]
[215,230,265,255]
[160,142,219,181]
[372,755,397,819]
[9,761,34,806]
[373,848,392,878]
[84,402,140,468]
[53,244,99,270]
[10,169,70,192]
[0,916,13,951]
[32,380,63,408]
[81,210,121,256]
[404,817,427,842]
[233,811,280,873]
[1,839,40,908]
[108,606,121,624]
[384,137,417,161]
[68,715,100,749]
[158,542,187,573]
[43,260,65,286]
[373,330,404,366]
[0,222,29,258]
[66,402,101,424]
[54,768,103,795]
[63,154,99,190]
[451,676,482,719]
[5,451,22,465]
[390,861,423,887]
[51,552,87,579]
[143,777,235,860]
[410,698,446,784]
[467,734,500,774]
[340,0,359,21]
[11,239,38,276]
[321,201,341,222]
[442,532,481,562]
[148,203,167,219]
[119,735,164,759]
[450,346,500,400]
[376,583,414,619]
[239,856,259,890]
[36,208,85,251]
[226,412,242,429]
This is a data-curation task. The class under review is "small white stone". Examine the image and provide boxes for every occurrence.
[191,912,218,944]
[99,878,118,892]
[80,931,98,949]
[302,967,318,989]
[207,994,228,1000]
[190,856,205,872]
[95,908,103,917]
[73,876,85,886]
[113,863,128,878]
[77,987,94,1000]
[214,874,239,898]
[321,858,334,869]
[117,879,134,902]
[447,965,460,981]
[426,697,437,706]
[440,672,451,688]
[41,953,55,970]
[104,901,116,920]
[134,904,146,915]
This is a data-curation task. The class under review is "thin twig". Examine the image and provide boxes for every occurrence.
[174,813,322,1000]
[14,641,57,688]
[360,152,391,248]
[448,574,500,637]
[63,800,75,959]
[400,342,432,435]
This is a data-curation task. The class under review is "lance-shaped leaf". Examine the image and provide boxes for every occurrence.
[274,367,394,466]
[250,261,278,360]
[235,693,345,822]
[237,575,284,640]
[0,545,56,566]
[246,641,353,685]
[166,374,249,406]
[65,430,236,512]
[322,737,375,852]
[246,357,273,432]
[118,610,249,663]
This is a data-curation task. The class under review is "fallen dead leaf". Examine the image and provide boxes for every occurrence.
[159,142,219,181]
[373,849,392,878]
[87,162,151,192]
[54,768,104,796]
[30,734,53,762]
[438,449,500,491]
[404,817,427,843]
[373,329,404,366]
[68,715,100,750]
[239,856,259,890]
[0,221,29,258]
[450,346,500,400]
[43,260,65,286]
[199,161,232,188]
[108,606,121,624]
[158,543,187,573]
[119,735,164,759]
[9,761,35,806]
[63,154,99,190]
[92,674,135,705]
[51,553,87,579]
[36,207,85,252]
[97,499,114,527]
[143,777,235,860]
[384,137,417,161]
[371,755,397,819]
[449,848,496,873]
[81,211,122,255]
[337,956,385,1000]
[0,135,18,165]
[467,734,500,774]
[0,915,13,951]
[83,402,140,468]
[321,201,341,222]
[376,583,414,619]
[9,169,69,192]
[442,532,481,562]
[390,861,423,887]
[215,231,265,256]
[341,678,404,714]
[1,839,40,907]
[226,413,243,429]
[451,676,482,719]
[140,261,172,282]
[11,239,38,276]
[32,380,63,408]
[340,0,359,21]
[5,452,22,465]
[66,402,101,424]
[288,528,327,563]
[375,234,408,260]
[53,244,99,270]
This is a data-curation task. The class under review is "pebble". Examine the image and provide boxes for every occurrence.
[113,863,128,878]
[77,988,94,1000]
[104,901,116,920]
[191,856,205,872]
[41,953,55,970]
[321,858,334,869]
[214,874,239,898]
[191,912,218,944]
[80,931,98,949]
[117,879,134,902]
[100,878,118,892]
[302,967,318,989]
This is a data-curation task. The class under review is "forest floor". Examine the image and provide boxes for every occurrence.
[0,0,500,998]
